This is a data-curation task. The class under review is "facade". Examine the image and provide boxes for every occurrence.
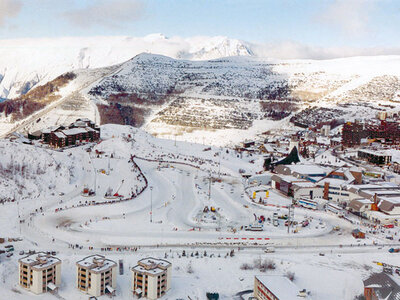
[18,252,61,294]
[132,257,171,300]
[342,121,365,147]
[292,181,323,200]
[321,124,330,136]
[358,149,392,165]
[254,275,306,300]
[76,255,117,297]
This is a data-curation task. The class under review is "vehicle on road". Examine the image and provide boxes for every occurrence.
[389,248,400,253]
[264,247,275,253]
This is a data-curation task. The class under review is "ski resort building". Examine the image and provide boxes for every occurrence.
[132,257,171,300]
[18,252,61,294]
[33,118,100,148]
[76,255,117,297]
[254,275,307,300]
[358,149,392,165]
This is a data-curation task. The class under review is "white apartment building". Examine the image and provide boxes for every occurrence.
[76,254,117,297]
[132,257,171,299]
[18,252,61,294]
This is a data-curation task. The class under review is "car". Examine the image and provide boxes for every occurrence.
[319,253,325,256]
[59,192,65,196]
[19,250,24,255]
[264,247,275,253]
[6,252,13,258]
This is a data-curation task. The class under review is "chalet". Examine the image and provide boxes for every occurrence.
[351,229,365,239]
[42,119,100,148]
[28,130,42,140]
[364,272,400,300]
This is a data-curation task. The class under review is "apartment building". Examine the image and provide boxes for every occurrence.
[132,257,171,299]
[254,275,306,300]
[18,252,61,294]
[76,255,117,297]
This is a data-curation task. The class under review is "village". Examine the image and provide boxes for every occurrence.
[1,114,400,300]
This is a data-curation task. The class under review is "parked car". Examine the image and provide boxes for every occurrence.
[389,248,400,253]
[264,247,275,253]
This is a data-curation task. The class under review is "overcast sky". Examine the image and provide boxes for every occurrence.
[0,0,399,58]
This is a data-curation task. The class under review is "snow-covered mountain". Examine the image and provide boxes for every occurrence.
[2,51,400,146]
[86,54,400,143]
[0,35,252,100]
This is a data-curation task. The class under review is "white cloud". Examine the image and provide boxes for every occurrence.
[316,0,375,36]
[0,0,22,26]
[250,40,400,60]
[63,0,144,28]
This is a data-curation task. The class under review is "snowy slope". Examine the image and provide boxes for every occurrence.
[2,51,400,146]
[86,53,400,145]
[0,35,252,100]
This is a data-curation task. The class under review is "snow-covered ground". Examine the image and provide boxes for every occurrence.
[0,124,399,299]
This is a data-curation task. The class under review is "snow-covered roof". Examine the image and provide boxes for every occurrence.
[256,275,304,300]
[271,174,305,184]
[62,128,87,135]
[316,136,330,145]
[292,181,317,188]
[76,255,116,273]
[47,282,57,291]
[132,257,171,276]
[317,177,347,187]
[287,164,328,176]
[54,132,66,139]
[19,252,61,270]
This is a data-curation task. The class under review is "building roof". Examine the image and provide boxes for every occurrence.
[317,177,347,188]
[363,272,400,300]
[62,128,87,135]
[348,198,373,212]
[19,252,61,270]
[76,255,116,273]
[29,130,42,137]
[271,174,306,184]
[132,257,171,277]
[256,275,305,300]
[54,132,66,139]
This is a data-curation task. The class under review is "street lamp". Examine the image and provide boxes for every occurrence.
[150,186,153,223]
